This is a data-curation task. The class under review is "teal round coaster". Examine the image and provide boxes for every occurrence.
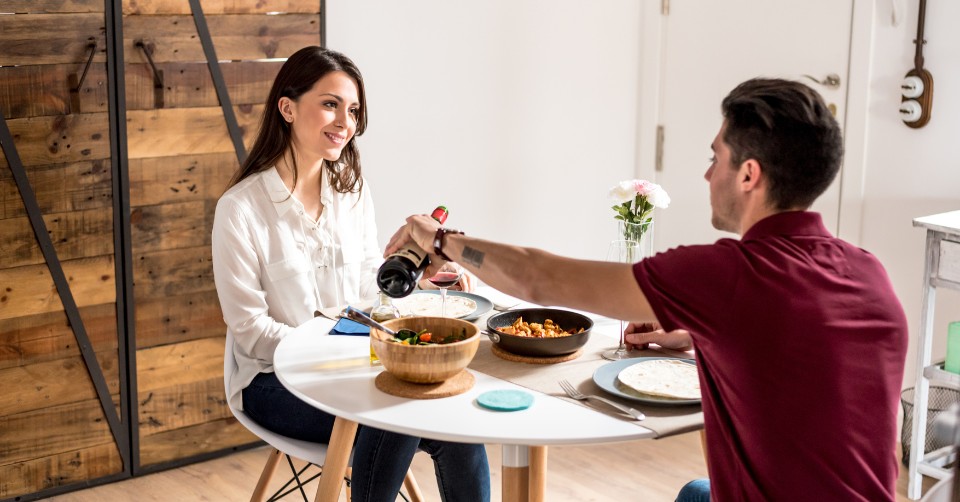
[476,390,534,412]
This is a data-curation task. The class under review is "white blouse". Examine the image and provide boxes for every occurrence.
[212,167,382,410]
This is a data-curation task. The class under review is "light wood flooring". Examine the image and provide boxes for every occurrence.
[45,434,937,501]
[47,433,933,502]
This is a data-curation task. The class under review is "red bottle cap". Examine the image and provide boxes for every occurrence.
[430,206,449,224]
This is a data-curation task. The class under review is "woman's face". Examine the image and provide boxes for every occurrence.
[280,70,360,164]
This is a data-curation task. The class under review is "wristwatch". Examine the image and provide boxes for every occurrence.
[433,227,464,261]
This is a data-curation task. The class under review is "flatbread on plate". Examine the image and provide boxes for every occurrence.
[616,359,700,400]
[394,293,477,318]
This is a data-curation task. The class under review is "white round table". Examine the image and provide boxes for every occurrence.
[273,315,654,502]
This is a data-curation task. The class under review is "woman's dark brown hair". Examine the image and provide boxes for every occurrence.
[227,46,368,193]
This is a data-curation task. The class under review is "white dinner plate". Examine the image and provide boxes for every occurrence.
[592,357,701,406]
[393,291,493,321]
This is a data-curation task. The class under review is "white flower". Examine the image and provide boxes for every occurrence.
[608,180,639,204]
[608,179,670,209]
[646,184,671,209]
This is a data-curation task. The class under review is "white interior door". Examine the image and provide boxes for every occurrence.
[654,0,853,249]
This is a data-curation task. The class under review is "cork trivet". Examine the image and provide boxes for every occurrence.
[490,344,583,364]
[374,370,475,399]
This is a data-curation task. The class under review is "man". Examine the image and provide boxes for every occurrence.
[385,78,908,501]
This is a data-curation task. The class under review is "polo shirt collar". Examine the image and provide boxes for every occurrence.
[741,211,832,241]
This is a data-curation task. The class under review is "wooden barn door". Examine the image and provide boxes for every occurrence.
[1,0,323,498]
[0,1,129,499]
[121,0,322,472]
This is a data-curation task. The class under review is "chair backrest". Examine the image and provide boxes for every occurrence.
[224,331,330,464]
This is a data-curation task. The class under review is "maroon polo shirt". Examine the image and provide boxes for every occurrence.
[633,211,907,501]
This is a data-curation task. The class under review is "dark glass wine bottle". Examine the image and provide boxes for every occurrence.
[376,206,449,298]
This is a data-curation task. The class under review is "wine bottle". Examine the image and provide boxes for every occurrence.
[376,206,449,298]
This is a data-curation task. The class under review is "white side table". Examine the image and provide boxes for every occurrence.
[908,210,960,499]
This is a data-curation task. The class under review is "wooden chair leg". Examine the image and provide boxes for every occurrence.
[403,467,424,502]
[251,447,284,502]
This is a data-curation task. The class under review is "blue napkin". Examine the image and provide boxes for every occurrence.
[329,317,370,336]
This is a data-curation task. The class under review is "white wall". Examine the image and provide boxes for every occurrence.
[328,1,960,390]
[326,0,644,260]
[859,0,960,389]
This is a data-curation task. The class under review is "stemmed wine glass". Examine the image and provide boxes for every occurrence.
[427,262,464,317]
[602,239,642,361]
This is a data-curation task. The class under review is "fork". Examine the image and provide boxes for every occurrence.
[558,379,646,421]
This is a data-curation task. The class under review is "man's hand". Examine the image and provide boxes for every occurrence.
[384,214,441,258]
[624,322,693,351]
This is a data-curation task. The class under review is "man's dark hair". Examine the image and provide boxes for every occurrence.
[721,78,843,210]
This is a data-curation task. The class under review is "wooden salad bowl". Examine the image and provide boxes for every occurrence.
[371,317,480,384]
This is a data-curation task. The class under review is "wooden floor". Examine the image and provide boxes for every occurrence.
[46,434,936,501]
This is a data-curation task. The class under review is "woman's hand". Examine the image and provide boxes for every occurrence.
[624,322,693,351]
[417,267,475,292]
[453,270,475,292]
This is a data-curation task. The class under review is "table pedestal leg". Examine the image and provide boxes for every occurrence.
[502,445,548,502]
[315,417,358,502]
[502,445,528,502]
[528,446,547,502]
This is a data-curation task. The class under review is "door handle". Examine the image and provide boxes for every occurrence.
[802,73,841,89]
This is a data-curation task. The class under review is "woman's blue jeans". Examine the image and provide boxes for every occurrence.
[675,478,711,502]
[242,372,490,502]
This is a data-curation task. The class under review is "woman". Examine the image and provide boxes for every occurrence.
[212,46,489,501]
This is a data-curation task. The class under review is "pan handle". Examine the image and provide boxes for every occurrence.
[482,330,500,343]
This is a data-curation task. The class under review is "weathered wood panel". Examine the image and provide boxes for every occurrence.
[1,1,103,14]
[0,113,111,167]
[0,207,115,269]
[132,245,214,302]
[0,443,123,499]
[126,105,259,159]
[138,416,255,466]
[124,14,319,62]
[123,0,320,15]
[0,351,118,415]
[131,200,215,254]
[125,61,282,110]
[135,290,224,349]
[139,377,231,435]
[0,159,113,219]
[0,255,116,320]
[1,3,320,496]
[0,398,117,465]
[128,152,236,207]
[0,63,109,119]
[0,303,118,370]
[137,336,222,391]
[0,14,108,66]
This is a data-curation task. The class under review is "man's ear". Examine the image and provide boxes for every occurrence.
[738,159,762,192]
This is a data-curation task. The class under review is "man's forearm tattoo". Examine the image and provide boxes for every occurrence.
[461,246,485,268]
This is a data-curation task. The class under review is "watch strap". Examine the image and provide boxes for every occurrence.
[433,227,464,261]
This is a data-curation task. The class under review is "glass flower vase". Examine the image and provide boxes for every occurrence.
[618,220,654,261]
[602,221,654,361]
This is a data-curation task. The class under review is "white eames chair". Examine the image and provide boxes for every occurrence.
[224,331,423,501]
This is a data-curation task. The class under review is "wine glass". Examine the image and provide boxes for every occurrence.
[427,262,464,317]
[602,239,642,361]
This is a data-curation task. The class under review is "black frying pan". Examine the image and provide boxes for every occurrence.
[485,308,592,357]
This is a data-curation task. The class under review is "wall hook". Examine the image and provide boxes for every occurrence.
[74,38,98,92]
[135,40,165,109]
